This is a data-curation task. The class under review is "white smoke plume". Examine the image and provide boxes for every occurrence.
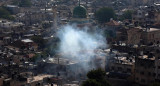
[57,24,107,63]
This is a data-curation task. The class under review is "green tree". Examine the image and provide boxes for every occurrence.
[19,0,32,7]
[82,69,111,86]
[45,43,59,56]
[30,53,40,62]
[95,7,115,23]
[149,82,160,86]
[0,7,14,20]
[82,79,101,86]
[87,68,106,80]
[11,0,19,5]
[123,10,133,20]
[30,52,47,62]
[31,36,45,49]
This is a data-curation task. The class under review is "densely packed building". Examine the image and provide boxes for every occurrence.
[0,0,160,86]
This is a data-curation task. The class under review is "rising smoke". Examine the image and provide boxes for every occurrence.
[39,24,107,79]
[57,24,107,68]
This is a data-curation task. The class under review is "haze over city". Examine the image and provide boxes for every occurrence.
[0,0,160,86]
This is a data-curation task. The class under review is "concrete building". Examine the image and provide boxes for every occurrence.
[108,56,135,80]
[141,28,160,45]
[132,5,160,26]
[135,55,155,85]
[0,20,23,29]
[17,11,53,25]
[116,27,142,44]
[132,9,146,26]
[116,27,160,45]
[135,49,160,85]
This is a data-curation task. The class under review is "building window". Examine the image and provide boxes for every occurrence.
[118,67,122,71]
[153,66,156,68]
[148,72,151,76]
[150,80,154,83]
[140,63,144,66]
[111,67,114,70]
[136,70,139,73]
[141,79,145,83]
[139,18,142,21]
[140,71,144,75]
[136,77,139,80]
[157,74,160,78]
[153,73,156,77]
[127,68,131,72]
[152,34,154,38]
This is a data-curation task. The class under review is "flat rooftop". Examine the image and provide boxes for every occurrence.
[21,39,33,43]
[27,74,54,83]
[145,28,160,32]
[138,55,155,60]
[114,56,135,65]
[42,57,78,65]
